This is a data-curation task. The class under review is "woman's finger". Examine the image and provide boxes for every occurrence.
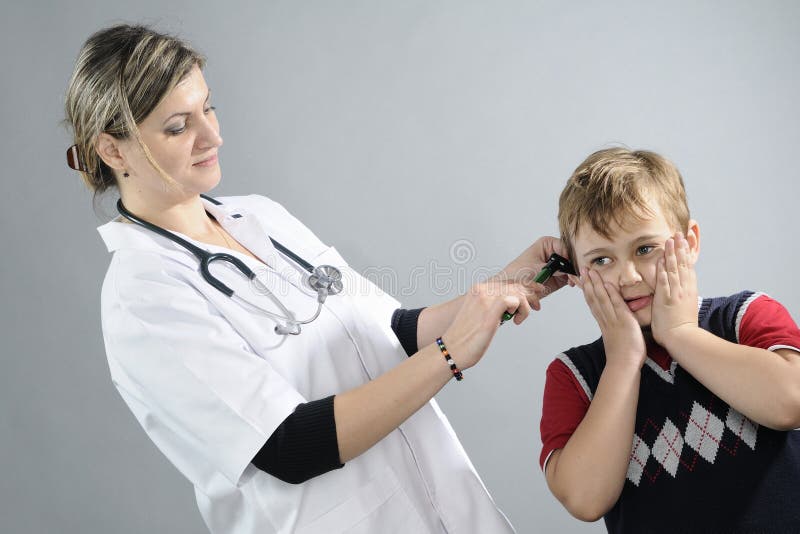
[501,293,526,324]
[526,287,542,312]
[513,291,533,324]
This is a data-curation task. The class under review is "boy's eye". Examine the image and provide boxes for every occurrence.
[204,105,216,114]
[636,245,655,256]
[591,257,611,266]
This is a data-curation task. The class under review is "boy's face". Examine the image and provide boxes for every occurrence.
[572,202,699,327]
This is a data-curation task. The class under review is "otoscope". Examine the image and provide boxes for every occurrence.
[500,253,576,325]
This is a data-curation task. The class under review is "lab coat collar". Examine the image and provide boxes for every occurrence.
[96,196,278,262]
[205,196,286,273]
[95,196,312,292]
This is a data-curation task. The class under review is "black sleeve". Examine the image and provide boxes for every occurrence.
[391,307,426,356]
[251,395,344,484]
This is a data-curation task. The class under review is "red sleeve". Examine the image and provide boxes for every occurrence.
[539,358,591,471]
[738,294,800,352]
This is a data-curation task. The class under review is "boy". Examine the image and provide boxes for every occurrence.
[540,148,800,533]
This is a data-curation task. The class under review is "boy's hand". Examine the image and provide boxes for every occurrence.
[651,232,699,346]
[573,267,646,369]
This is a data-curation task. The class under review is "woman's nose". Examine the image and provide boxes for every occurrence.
[197,114,223,150]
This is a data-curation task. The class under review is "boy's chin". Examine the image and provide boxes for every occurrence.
[634,308,656,338]
[633,309,652,328]
[633,306,655,339]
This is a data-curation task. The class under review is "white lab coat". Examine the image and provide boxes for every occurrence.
[98,194,515,534]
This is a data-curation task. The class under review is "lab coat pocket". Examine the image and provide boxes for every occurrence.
[295,466,430,534]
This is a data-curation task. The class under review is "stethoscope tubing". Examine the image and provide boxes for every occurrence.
[117,199,257,297]
[116,195,340,335]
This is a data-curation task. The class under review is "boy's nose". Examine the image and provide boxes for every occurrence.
[618,261,642,287]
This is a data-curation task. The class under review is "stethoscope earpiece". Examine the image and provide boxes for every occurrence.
[274,324,301,336]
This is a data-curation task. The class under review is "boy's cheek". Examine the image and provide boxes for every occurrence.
[634,256,660,288]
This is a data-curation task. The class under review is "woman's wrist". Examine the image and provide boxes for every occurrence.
[435,336,463,381]
[416,296,465,349]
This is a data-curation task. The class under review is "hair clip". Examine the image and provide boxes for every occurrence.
[66,145,91,173]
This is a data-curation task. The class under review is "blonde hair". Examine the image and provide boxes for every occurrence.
[64,24,205,200]
[558,147,690,262]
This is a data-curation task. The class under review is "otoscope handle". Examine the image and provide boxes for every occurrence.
[499,253,575,325]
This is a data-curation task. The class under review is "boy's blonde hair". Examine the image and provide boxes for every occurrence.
[558,147,690,262]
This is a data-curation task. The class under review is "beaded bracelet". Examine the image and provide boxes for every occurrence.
[435,337,463,381]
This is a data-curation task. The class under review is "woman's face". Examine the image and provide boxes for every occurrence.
[119,65,223,198]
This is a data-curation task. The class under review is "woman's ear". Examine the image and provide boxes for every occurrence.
[95,133,127,173]
[686,219,700,264]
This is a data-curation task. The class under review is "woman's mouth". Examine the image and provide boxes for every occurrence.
[194,154,218,167]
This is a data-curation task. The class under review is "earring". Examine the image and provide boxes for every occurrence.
[123,171,130,178]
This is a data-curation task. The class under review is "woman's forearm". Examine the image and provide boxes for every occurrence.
[416,296,466,349]
[334,342,454,462]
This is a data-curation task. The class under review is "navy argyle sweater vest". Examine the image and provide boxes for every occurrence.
[560,291,800,533]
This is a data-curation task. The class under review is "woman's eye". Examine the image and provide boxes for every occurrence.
[636,245,655,256]
[167,107,215,135]
[591,257,611,266]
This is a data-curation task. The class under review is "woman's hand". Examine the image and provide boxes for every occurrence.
[493,236,572,299]
[441,279,537,370]
[417,237,560,350]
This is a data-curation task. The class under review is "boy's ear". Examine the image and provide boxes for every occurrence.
[686,219,700,263]
[95,133,128,173]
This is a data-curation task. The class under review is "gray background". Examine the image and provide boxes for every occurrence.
[2,1,799,533]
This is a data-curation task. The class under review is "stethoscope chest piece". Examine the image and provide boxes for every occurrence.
[308,265,344,298]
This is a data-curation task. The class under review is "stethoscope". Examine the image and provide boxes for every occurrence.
[116,194,343,335]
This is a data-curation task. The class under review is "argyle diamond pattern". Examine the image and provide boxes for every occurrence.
[685,402,724,463]
[626,402,759,486]
[726,406,758,450]
[627,433,651,486]
[652,418,684,476]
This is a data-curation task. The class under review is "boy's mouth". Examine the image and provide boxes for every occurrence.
[625,295,652,313]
